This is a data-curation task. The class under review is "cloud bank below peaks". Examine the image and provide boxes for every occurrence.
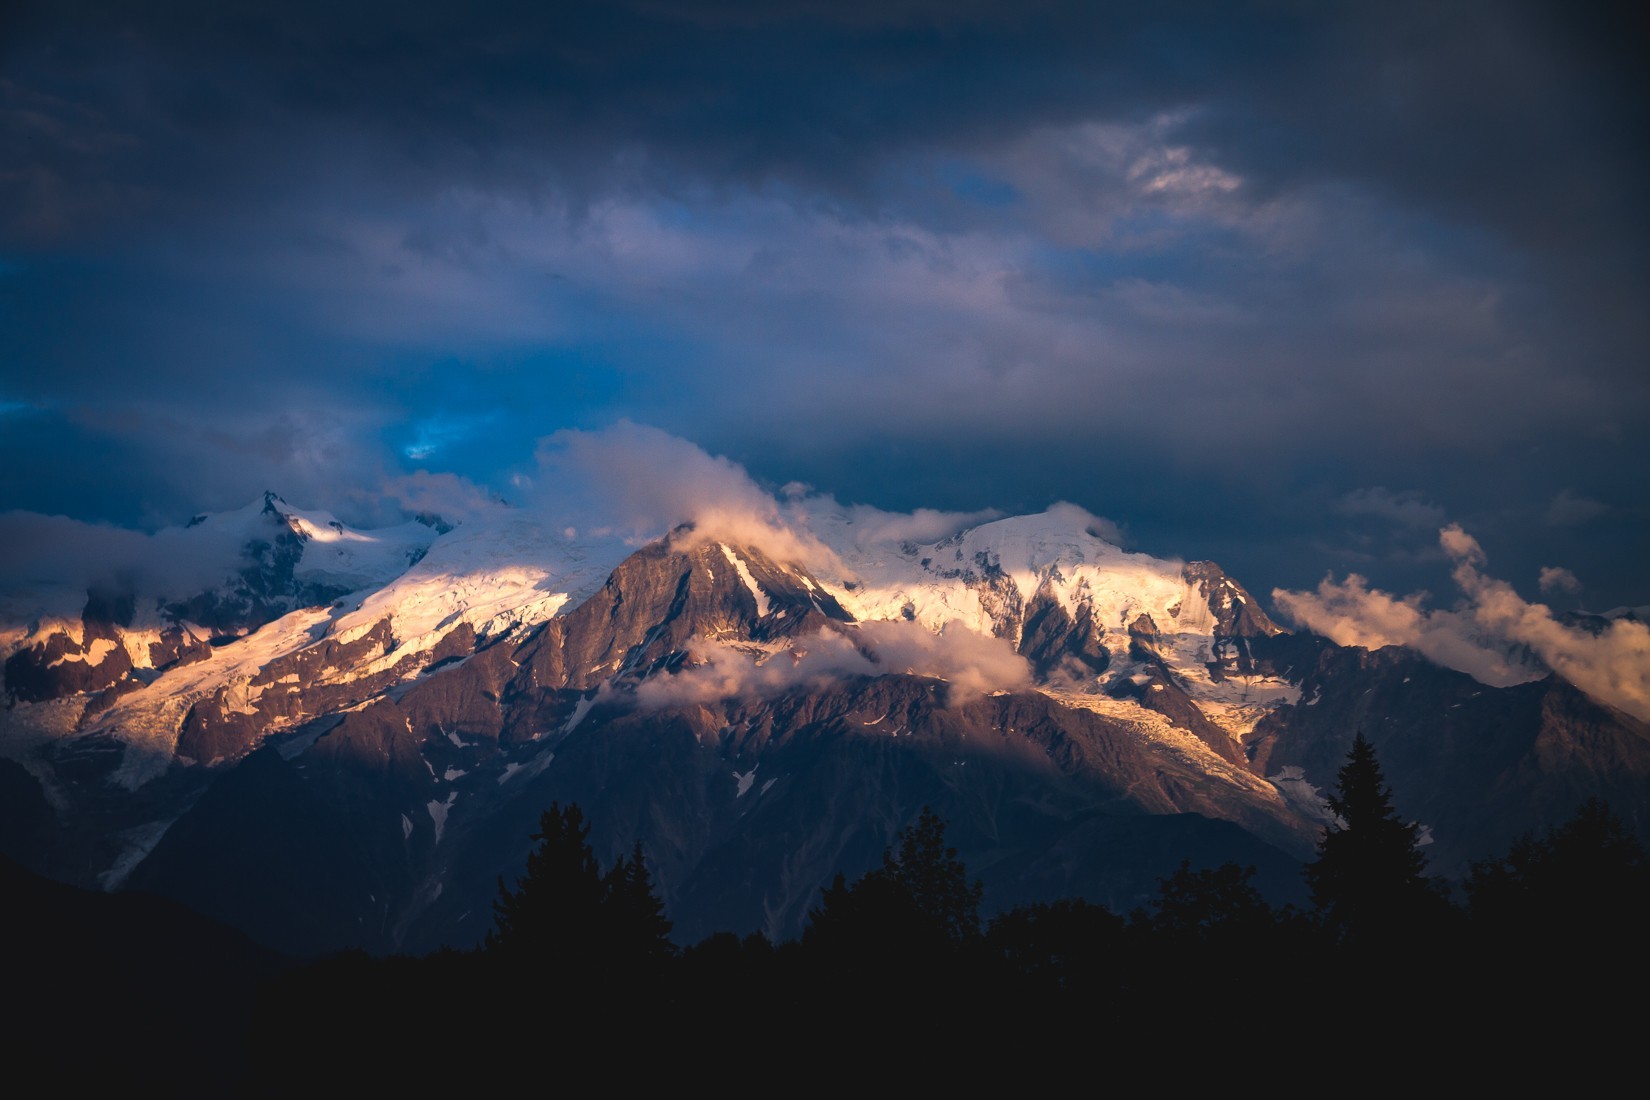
[630,619,1033,711]
[1274,525,1650,722]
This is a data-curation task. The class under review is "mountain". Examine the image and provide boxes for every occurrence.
[1,491,437,714]
[2,496,1645,954]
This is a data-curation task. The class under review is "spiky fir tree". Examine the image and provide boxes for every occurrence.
[1305,734,1439,947]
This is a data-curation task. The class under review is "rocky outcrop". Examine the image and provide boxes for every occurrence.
[4,621,134,703]
[1182,561,1281,639]
[1018,587,1110,679]
[512,535,853,700]
[174,619,480,767]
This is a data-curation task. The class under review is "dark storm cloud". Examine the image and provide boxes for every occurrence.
[8,2,1641,244]
[1,0,1646,608]
[2,1,1236,224]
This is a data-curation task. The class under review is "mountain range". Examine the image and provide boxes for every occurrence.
[3,492,1645,956]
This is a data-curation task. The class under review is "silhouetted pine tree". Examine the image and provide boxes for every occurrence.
[1459,797,1650,1026]
[880,806,984,943]
[803,807,982,972]
[1304,733,1442,946]
[488,803,678,995]
[1467,797,1650,943]
[601,841,675,966]
[487,802,605,967]
[1146,860,1278,945]
[799,808,982,1032]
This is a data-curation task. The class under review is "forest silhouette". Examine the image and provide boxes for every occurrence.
[13,736,1647,1089]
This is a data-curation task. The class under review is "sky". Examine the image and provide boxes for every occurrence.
[3,0,1647,613]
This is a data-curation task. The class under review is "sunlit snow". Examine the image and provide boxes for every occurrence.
[45,637,118,669]
[795,504,1298,741]
[720,544,771,617]
[2,505,636,788]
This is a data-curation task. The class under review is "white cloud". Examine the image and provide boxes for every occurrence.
[1538,566,1581,595]
[528,422,1043,574]
[0,512,155,595]
[784,497,1003,552]
[0,508,285,606]
[852,619,1036,695]
[355,470,501,527]
[529,421,836,568]
[1272,573,1540,689]
[630,617,1032,710]
[1274,525,1650,721]
[1446,530,1650,721]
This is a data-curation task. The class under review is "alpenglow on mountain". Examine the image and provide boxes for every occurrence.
[2,494,1646,955]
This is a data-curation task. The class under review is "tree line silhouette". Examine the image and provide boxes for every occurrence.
[247,733,1648,1086]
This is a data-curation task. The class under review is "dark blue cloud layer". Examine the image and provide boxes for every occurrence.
[2,0,1645,607]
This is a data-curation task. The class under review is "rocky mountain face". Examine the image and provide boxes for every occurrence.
[2,500,1645,955]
